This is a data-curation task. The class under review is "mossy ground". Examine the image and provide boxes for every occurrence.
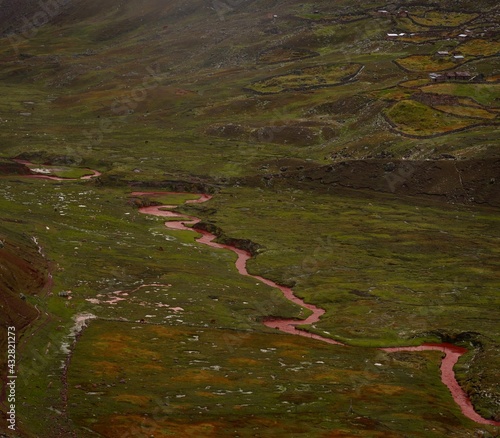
[395,55,460,72]
[420,83,500,107]
[68,320,476,438]
[183,185,500,420]
[408,11,479,28]
[246,63,363,94]
[385,100,481,135]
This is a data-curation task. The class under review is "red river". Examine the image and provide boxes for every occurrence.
[133,191,500,427]
[9,158,497,429]
[13,159,101,180]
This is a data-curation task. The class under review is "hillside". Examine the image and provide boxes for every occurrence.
[0,224,47,338]
[0,1,499,437]
[0,0,499,188]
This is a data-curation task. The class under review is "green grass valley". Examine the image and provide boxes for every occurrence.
[0,0,499,437]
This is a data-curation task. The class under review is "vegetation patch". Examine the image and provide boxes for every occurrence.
[338,14,368,23]
[307,95,375,116]
[398,35,443,44]
[385,100,480,136]
[68,320,478,437]
[374,88,413,101]
[257,47,320,64]
[434,105,497,119]
[204,123,328,146]
[420,83,500,106]
[399,79,432,88]
[246,63,363,94]
[296,13,335,21]
[458,39,500,56]
[395,17,432,33]
[408,11,478,27]
[297,13,367,23]
[395,55,459,72]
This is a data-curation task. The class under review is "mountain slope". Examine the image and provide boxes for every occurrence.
[0,0,498,191]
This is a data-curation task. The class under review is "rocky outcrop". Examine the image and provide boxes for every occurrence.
[194,221,263,256]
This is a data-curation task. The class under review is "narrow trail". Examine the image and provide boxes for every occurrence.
[134,191,500,428]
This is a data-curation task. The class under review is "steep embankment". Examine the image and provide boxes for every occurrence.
[0,225,49,349]
[244,158,500,207]
[0,158,50,350]
[0,159,31,177]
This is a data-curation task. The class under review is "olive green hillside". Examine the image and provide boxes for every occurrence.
[0,0,499,188]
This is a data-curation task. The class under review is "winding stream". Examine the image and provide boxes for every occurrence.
[10,156,497,429]
[12,159,101,180]
[134,191,500,427]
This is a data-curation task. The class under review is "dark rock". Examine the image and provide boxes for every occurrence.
[194,221,263,256]
[440,154,456,160]
[383,162,396,172]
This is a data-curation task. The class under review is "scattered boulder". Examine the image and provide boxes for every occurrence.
[383,162,397,172]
